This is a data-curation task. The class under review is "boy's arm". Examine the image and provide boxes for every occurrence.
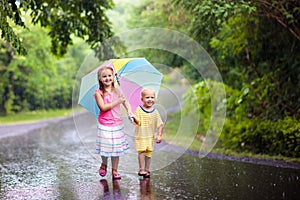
[130,109,141,126]
[156,125,163,143]
[131,115,140,126]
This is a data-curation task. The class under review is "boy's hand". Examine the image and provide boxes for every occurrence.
[156,135,162,143]
[132,116,139,125]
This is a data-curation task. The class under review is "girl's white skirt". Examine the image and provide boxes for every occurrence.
[96,123,129,157]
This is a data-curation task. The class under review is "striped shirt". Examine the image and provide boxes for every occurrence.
[134,106,163,152]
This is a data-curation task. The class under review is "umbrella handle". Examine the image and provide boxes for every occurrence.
[129,116,134,123]
[115,73,120,86]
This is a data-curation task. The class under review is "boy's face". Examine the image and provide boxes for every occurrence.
[141,90,156,108]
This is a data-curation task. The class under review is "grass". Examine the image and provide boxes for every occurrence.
[0,109,73,125]
[164,111,203,150]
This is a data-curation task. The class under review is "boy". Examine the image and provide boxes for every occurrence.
[132,88,163,178]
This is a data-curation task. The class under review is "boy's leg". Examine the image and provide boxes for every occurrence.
[144,151,152,178]
[145,155,151,173]
[138,151,146,174]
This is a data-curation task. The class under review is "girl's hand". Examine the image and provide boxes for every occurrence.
[118,95,126,104]
[111,95,125,109]
[128,112,134,122]
[156,135,162,143]
[128,111,134,117]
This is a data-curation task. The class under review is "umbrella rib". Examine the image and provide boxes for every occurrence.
[118,62,130,75]
[121,71,163,78]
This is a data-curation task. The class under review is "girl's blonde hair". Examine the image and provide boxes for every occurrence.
[97,66,115,92]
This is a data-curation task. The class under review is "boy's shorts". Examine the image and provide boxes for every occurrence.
[138,150,153,157]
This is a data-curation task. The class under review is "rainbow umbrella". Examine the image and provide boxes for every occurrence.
[78,58,163,118]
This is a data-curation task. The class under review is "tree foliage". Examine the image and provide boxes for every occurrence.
[184,80,300,158]
[0,21,89,114]
[253,0,300,41]
[169,0,300,157]
[0,0,114,56]
[172,0,300,42]
[172,0,300,117]
[127,0,192,67]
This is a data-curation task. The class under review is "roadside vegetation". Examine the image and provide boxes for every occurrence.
[0,109,73,125]
[164,111,300,163]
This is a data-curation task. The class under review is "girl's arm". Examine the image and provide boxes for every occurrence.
[95,92,124,112]
[116,88,133,117]
[122,100,133,117]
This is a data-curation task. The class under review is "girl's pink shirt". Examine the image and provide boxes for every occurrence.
[94,89,123,126]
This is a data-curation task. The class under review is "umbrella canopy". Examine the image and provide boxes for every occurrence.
[78,58,163,118]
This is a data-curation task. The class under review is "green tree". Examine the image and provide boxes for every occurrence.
[172,0,300,42]
[172,0,300,118]
[0,0,114,56]
[127,0,193,68]
[170,0,300,156]
[253,0,300,41]
[0,20,88,114]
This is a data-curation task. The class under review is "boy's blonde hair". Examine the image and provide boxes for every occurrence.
[141,88,156,98]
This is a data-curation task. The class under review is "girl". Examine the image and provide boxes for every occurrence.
[132,88,163,178]
[94,65,132,179]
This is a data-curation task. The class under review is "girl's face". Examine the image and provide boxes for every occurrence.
[100,68,114,87]
[141,90,156,108]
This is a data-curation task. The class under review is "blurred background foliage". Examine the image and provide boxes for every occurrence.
[0,0,299,158]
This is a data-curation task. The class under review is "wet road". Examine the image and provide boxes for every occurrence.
[1,113,300,200]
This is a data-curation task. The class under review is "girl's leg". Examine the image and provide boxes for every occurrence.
[101,156,108,169]
[99,156,108,177]
[111,156,119,172]
[111,156,121,179]
[111,157,119,174]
